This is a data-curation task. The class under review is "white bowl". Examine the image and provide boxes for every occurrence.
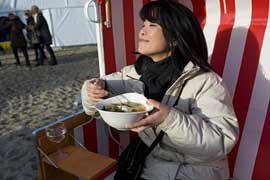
[95,93,153,130]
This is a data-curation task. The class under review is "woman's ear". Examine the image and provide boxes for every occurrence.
[170,40,177,48]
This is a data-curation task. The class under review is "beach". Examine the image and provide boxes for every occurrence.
[0,45,99,180]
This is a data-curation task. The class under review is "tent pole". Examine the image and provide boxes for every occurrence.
[48,9,57,47]
[84,0,106,76]
[96,5,105,77]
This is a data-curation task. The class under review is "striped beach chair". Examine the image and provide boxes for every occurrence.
[35,0,270,179]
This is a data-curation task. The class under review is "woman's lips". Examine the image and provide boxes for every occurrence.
[139,39,149,42]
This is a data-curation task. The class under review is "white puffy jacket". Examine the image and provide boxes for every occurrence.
[81,62,239,180]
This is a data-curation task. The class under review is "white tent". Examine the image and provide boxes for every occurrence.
[32,0,270,180]
[0,0,97,47]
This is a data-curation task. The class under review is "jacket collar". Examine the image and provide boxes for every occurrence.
[170,61,200,89]
[182,61,198,74]
[162,61,201,106]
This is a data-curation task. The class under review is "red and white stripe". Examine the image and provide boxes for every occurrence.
[202,0,221,58]
[78,0,270,179]
[232,0,270,178]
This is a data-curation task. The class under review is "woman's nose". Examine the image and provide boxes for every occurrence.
[139,28,145,36]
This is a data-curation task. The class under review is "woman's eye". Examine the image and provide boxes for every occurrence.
[149,24,157,27]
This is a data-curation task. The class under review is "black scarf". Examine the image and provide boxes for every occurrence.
[135,55,188,102]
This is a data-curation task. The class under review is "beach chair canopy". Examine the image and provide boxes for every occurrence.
[83,0,270,179]
[32,0,270,179]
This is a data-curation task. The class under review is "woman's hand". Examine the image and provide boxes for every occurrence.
[127,99,171,132]
[86,79,108,102]
[27,25,34,31]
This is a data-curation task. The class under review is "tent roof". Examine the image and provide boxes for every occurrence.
[0,0,90,13]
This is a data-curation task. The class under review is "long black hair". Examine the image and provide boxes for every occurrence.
[139,0,213,72]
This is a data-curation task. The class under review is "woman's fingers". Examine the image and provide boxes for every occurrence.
[88,89,108,101]
[127,115,153,129]
[127,117,149,132]
[147,99,161,109]
[127,99,171,129]
[130,126,148,132]
[90,97,105,102]
[87,80,103,90]
[94,79,105,88]
[86,79,108,102]
[88,87,108,96]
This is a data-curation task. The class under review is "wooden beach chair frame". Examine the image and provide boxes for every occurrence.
[32,111,117,180]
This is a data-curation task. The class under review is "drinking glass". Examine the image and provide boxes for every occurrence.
[45,122,68,160]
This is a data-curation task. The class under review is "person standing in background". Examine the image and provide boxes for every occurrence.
[31,5,57,66]
[4,13,30,66]
[0,16,8,64]
[0,16,10,42]
[24,10,47,64]
[24,10,34,47]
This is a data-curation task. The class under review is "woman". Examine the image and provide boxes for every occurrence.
[4,13,30,66]
[25,10,47,63]
[81,1,239,180]
[31,5,57,66]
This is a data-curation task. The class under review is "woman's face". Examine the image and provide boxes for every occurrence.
[138,20,170,62]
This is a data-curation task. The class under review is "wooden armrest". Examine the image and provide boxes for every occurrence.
[42,145,117,180]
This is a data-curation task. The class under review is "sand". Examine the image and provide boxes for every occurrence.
[0,45,99,180]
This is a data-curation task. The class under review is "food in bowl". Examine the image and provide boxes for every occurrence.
[95,93,153,130]
[103,102,146,112]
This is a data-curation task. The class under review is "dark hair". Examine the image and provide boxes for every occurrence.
[31,5,40,14]
[25,10,31,16]
[140,0,212,72]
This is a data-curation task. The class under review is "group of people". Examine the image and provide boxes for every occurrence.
[82,0,239,180]
[0,5,57,67]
